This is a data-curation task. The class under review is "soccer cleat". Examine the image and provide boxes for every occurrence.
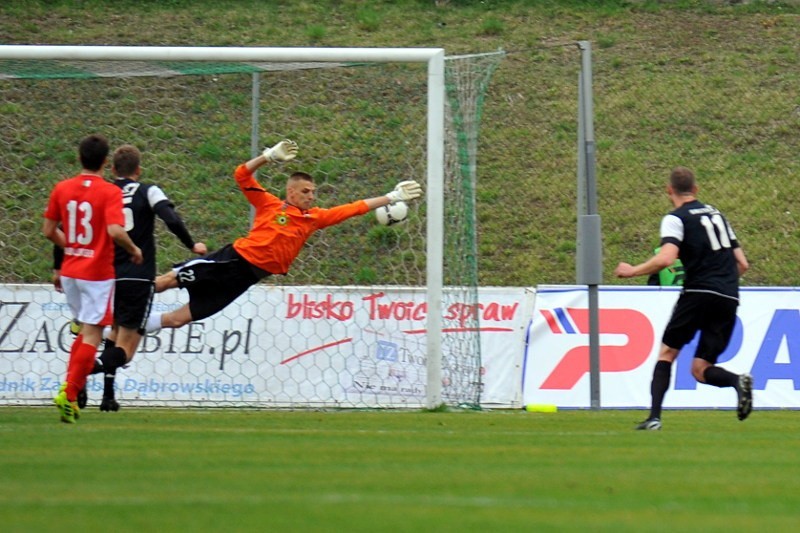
[635,418,661,431]
[100,396,120,412]
[737,373,753,421]
[57,383,80,420]
[54,389,80,424]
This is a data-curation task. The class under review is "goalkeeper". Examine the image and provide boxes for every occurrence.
[145,139,423,331]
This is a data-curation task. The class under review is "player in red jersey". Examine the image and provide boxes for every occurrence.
[43,134,143,423]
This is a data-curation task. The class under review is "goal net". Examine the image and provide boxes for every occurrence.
[0,46,503,409]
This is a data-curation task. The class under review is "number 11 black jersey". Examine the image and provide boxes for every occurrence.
[659,199,740,300]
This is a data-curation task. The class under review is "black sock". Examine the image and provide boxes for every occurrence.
[650,360,672,420]
[103,368,117,398]
[703,365,738,388]
[102,347,127,398]
[98,339,116,370]
[93,339,116,374]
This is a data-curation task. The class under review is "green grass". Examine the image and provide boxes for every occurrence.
[1,0,799,286]
[2,408,799,531]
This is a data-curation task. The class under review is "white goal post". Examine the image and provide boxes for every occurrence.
[0,45,449,408]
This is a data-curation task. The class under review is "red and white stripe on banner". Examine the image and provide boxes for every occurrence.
[523,285,800,409]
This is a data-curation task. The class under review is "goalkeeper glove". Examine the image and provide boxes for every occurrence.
[386,180,423,203]
[263,139,298,162]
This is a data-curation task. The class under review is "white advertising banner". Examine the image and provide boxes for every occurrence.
[0,284,531,408]
[524,285,800,409]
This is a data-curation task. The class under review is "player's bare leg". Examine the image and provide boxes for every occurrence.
[160,305,194,329]
[145,304,194,334]
[155,270,179,293]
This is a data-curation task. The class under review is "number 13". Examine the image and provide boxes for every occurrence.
[66,200,94,245]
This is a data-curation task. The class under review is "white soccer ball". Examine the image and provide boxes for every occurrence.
[375,201,409,226]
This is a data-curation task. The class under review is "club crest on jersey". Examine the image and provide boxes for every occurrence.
[275,213,289,226]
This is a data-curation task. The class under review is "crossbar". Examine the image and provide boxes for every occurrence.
[0,45,443,63]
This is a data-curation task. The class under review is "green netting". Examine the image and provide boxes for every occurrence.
[0,50,504,409]
[0,59,353,80]
[441,51,505,409]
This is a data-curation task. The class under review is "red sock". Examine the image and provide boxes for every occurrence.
[63,335,83,400]
[65,339,96,402]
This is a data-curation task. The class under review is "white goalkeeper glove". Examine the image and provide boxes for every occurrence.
[386,180,423,203]
[262,139,298,162]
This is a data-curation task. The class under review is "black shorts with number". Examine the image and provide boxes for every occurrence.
[174,243,270,321]
[114,279,155,334]
[662,290,738,364]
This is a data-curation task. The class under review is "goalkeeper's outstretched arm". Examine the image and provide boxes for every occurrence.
[244,139,299,172]
[239,139,423,211]
[363,180,424,210]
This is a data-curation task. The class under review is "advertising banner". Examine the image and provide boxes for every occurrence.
[0,284,531,408]
[524,286,800,409]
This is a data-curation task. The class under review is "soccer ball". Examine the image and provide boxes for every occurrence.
[376,201,409,226]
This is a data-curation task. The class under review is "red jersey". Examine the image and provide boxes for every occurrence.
[43,174,125,281]
[231,164,369,275]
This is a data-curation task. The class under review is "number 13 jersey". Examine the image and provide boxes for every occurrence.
[43,174,124,281]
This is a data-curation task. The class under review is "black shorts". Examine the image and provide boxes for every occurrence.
[662,291,738,364]
[174,243,269,321]
[114,279,155,333]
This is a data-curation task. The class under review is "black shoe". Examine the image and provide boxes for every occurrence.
[100,396,120,412]
[77,386,88,409]
[635,418,662,431]
[737,373,753,421]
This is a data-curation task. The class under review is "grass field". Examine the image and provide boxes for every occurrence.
[2,408,798,532]
[2,1,799,286]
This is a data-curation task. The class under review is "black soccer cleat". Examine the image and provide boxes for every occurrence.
[737,373,753,421]
[100,396,120,412]
[635,418,662,431]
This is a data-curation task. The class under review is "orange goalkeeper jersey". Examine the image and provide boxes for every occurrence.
[231,164,370,275]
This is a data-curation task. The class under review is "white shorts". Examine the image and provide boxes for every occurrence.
[60,276,115,326]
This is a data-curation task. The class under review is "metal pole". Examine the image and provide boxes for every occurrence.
[576,41,602,410]
[249,72,261,225]
[251,72,260,159]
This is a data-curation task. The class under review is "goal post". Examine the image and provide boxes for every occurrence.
[0,45,503,409]
[425,50,446,410]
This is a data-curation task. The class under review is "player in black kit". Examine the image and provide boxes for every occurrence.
[614,166,752,430]
[90,144,206,411]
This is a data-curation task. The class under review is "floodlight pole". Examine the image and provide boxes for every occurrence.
[576,41,602,410]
